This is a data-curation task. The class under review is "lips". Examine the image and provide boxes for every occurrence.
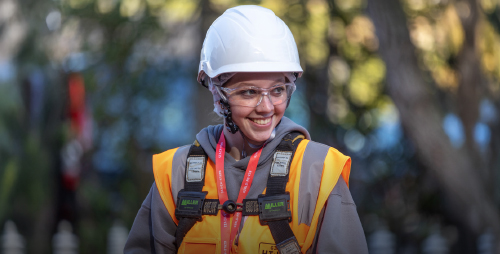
[249,117,272,125]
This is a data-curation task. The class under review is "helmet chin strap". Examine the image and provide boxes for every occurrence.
[219,98,239,134]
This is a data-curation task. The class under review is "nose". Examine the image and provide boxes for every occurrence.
[255,93,274,113]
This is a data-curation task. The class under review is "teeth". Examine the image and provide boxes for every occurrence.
[251,118,271,125]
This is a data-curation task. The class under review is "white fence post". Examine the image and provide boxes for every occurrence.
[477,231,495,254]
[368,225,396,254]
[422,229,448,254]
[52,220,79,254]
[107,220,129,254]
[1,220,25,254]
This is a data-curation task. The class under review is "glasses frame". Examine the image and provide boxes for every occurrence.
[218,83,296,108]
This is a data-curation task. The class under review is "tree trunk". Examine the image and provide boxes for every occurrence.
[194,0,223,132]
[455,0,490,187]
[367,0,500,248]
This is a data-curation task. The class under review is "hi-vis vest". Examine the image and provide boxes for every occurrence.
[153,138,351,254]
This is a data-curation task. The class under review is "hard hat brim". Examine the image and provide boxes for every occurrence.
[198,62,303,83]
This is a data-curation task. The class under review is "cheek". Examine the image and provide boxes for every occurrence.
[230,106,252,122]
[274,104,287,117]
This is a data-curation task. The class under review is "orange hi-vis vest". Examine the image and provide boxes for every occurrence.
[153,139,351,254]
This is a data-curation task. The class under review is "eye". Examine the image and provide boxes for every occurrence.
[271,85,286,95]
[237,89,258,97]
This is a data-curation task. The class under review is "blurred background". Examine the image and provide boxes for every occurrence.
[0,0,499,253]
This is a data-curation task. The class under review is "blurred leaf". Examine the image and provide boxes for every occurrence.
[0,160,18,220]
[348,57,385,106]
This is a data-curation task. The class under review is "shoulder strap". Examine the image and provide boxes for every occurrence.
[264,132,304,254]
[265,132,303,195]
[183,141,207,191]
[174,141,208,248]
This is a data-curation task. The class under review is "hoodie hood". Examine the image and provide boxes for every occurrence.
[195,116,310,170]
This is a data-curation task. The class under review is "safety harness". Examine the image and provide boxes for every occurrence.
[174,132,304,254]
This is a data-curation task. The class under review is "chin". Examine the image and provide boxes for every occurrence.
[246,134,270,145]
[244,127,276,145]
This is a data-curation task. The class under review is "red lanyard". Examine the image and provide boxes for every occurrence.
[216,131,263,254]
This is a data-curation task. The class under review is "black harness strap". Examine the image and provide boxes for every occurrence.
[261,132,303,254]
[182,143,206,191]
[266,134,295,195]
[174,142,208,248]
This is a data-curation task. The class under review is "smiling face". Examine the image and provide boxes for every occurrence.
[223,72,289,145]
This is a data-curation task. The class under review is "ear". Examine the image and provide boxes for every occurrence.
[213,100,224,117]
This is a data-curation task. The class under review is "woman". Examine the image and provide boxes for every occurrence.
[125,5,368,254]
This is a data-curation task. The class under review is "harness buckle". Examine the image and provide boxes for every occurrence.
[175,190,208,221]
[222,200,238,214]
[257,193,292,225]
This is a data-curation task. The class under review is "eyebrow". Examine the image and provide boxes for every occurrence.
[237,78,286,86]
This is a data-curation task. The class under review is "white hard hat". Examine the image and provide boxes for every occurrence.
[197,5,303,83]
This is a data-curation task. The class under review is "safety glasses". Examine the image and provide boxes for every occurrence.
[219,83,296,107]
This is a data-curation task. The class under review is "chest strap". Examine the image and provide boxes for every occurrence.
[174,133,304,253]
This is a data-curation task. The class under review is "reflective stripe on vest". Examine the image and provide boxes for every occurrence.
[153,140,351,253]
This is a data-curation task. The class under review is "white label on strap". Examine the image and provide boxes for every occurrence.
[277,237,301,254]
[186,156,205,182]
[271,151,292,177]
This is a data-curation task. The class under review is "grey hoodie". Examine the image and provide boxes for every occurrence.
[124,117,368,253]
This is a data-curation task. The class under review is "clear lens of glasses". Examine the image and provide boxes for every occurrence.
[220,83,295,107]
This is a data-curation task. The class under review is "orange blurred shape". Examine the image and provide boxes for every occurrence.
[68,73,85,135]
